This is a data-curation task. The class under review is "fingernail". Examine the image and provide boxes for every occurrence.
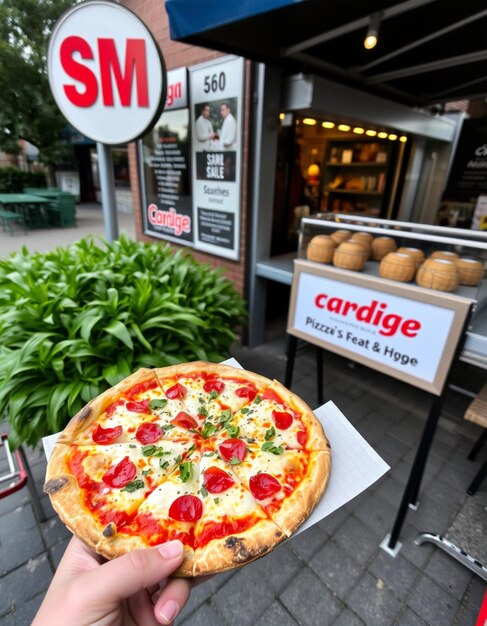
[158,540,183,559]
[159,599,179,624]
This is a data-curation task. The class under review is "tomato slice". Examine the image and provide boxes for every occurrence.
[272,410,293,430]
[127,379,158,398]
[203,379,225,394]
[171,411,198,430]
[297,430,308,447]
[235,386,257,401]
[165,383,186,400]
[168,495,203,522]
[249,473,281,500]
[136,422,163,444]
[102,456,137,488]
[218,438,247,463]
[203,466,235,493]
[126,399,151,413]
[105,400,124,417]
[262,388,283,405]
[92,424,122,444]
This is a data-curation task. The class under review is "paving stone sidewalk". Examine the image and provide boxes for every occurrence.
[1,337,486,625]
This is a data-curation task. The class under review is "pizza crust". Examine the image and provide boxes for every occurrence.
[270,450,331,536]
[56,386,123,444]
[96,532,195,577]
[193,517,285,576]
[114,368,160,395]
[154,360,272,389]
[45,453,104,552]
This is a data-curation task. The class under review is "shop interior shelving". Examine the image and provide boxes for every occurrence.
[321,139,393,217]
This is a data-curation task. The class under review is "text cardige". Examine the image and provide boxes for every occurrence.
[314,293,421,338]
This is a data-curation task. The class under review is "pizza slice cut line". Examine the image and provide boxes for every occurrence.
[112,448,204,575]
[191,441,286,575]
[227,445,331,538]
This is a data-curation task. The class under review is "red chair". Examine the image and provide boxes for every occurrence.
[0,433,46,521]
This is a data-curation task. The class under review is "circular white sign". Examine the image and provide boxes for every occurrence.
[48,0,166,144]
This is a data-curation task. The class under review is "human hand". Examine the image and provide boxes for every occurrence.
[32,536,192,626]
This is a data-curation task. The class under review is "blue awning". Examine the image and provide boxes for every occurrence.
[164,0,487,108]
[165,0,304,41]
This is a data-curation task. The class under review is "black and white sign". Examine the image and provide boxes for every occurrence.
[140,68,191,243]
[446,118,487,199]
[48,0,166,144]
[141,107,191,243]
[288,261,472,395]
[189,56,243,260]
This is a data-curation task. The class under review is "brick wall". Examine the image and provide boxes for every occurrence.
[124,0,249,297]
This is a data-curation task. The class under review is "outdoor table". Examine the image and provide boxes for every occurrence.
[0,193,53,229]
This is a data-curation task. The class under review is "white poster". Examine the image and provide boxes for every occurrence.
[189,56,243,260]
[288,266,471,395]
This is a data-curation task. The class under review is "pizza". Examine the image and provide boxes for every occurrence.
[45,361,331,576]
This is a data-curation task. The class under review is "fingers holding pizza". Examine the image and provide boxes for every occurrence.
[45,361,330,577]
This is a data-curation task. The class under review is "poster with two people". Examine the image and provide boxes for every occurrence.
[190,56,243,260]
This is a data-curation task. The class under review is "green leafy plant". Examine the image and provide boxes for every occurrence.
[0,236,246,447]
[0,167,46,193]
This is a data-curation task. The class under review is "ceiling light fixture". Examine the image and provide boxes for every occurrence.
[322,121,335,128]
[366,129,377,137]
[302,118,317,125]
[353,127,365,134]
[399,136,408,142]
[364,12,381,50]
[338,124,351,132]
[377,131,388,139]
[388,134,398,141]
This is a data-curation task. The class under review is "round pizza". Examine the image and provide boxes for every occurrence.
[45,361,331,576]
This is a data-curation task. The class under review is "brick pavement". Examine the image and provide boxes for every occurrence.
[1,336,486,625]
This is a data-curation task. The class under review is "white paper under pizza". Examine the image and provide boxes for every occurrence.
[42,357,389,538]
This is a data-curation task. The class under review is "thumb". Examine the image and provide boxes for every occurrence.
[82,540,185,602]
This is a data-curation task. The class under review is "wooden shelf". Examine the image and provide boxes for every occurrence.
[322,138,394,217]
[327,189,383,196]
[325,162,388,167]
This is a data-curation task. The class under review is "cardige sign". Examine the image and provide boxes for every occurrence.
[288,261,472,395]
[48,1,166,144]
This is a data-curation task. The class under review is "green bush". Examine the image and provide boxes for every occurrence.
[0,236,247,447]
[0,167,46,192]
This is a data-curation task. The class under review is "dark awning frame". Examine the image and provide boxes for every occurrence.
[166,0,487,108]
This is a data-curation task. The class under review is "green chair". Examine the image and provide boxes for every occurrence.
[47,192,77,227]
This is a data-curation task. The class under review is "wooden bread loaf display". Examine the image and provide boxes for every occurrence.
[379,252,417,282]
[416,258,459,292]
[306,235,336,263]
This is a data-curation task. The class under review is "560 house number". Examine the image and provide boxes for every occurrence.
[203,72,226,93]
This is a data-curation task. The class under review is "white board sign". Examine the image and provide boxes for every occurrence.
[189,56,244,260]
[288,261,473,395]
[48,0,166,144]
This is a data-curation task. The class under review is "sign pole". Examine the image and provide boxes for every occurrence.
[97,143,119,242]
[48,1,167,240]
[382,304,474,554]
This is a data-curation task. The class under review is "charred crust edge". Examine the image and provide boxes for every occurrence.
[103,523,116,538]
[77,405,92,421]
[44,476,69,494]
[224,536,269,563]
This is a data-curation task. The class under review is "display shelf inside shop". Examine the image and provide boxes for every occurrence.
[297,214,487,367]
